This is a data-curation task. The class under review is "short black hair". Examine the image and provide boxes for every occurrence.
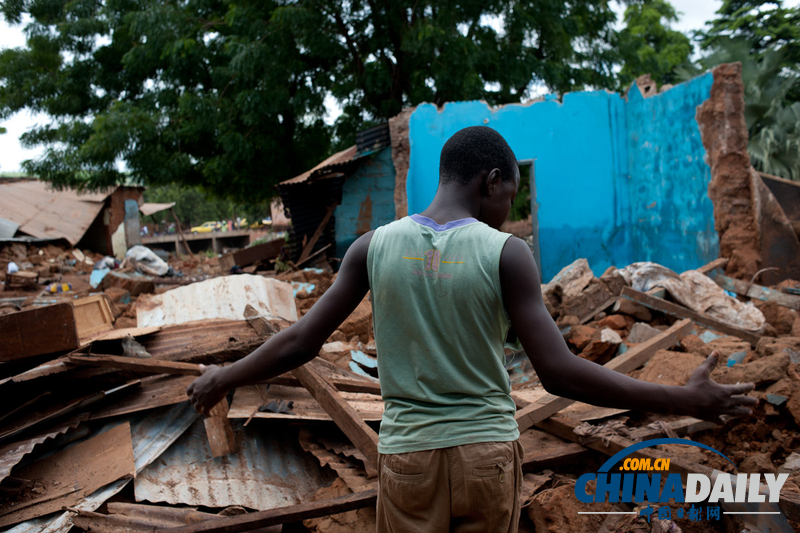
[439,126,518,186]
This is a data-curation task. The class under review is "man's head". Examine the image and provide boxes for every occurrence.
[439,126,520,229]
[439,126,518,187]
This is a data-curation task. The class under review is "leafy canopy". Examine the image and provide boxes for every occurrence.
[0,0,708,200]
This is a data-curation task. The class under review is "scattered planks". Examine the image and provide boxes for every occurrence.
[219,238,284,272]
[293,362,380,476]
[712,272,800,311]
[0,303,79,362]
[620,286,761,346]
[157,486,377,533]
[514,318,694,432]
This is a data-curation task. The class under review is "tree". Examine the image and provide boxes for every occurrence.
[1,0,626,201]
[614,0,693,88]
[677,39,800,180]
[699,0,800,73]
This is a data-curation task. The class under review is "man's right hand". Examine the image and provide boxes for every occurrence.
[187,364,228,416]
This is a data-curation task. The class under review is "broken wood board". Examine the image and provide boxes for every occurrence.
[156,486,377,533]
[219,238,284,272]
[513,318,693,432]
[0,303,79,362]
[696,257,729,275]
[69,354,202,375]
[297,203,337,265]
[204,398,238,457]
[73,294,114,339]
[134,418,328,512]
[90,375,195,420]
[79,326,162,347]
[293,363,380,475]
[0,422,135,528]
[621,286,760,345]
[298,429,374,494]
[712,272,800,310]
[512,389,627,421]
[140,319,265,362]
[229,384,384,422]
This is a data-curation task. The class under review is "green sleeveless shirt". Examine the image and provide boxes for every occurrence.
[366,214,519,454]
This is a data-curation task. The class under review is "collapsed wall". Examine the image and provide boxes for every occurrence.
[388,107,414,220]
[697,62,800,285]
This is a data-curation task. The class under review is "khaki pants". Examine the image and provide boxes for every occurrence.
[376,440,524,533]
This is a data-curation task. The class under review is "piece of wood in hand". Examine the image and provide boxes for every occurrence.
[292,363,379,476]
[204,398,238,457]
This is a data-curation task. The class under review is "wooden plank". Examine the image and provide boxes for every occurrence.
[171,206,197,260]
[80,326,162,346]
[0,303,79,362]
[514,318,693,432]
[157,487,378,533]
[220,238,283,272]
[292,362,380,474]
[204,398,238,457]
[712,272,800,310]
[228,384,384,422]
[265,375,380,395]
[73,294,114,339]
[297,203,337,265]
[0,422,135,528]
[69,354,202,375]
[90,375,196,420]
[621,286,761,346]
[695,257,729,275]
[578,296,617,324]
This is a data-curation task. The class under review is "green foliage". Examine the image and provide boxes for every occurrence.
[614,0,693,87]
[142,182,270,227]
[1,0,627,202]
[677,39,800,180]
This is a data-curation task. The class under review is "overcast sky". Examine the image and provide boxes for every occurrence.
[0,1,797,173]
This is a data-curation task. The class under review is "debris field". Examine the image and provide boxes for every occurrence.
[2,238,800,533]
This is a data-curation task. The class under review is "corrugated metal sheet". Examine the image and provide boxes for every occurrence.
[0,217,20,239]
[0,181,110,245]
[281,146,357,185]
[135,419,328,510]
[6,402,199,533]
[356,123,390,155]
[0,420,80,483]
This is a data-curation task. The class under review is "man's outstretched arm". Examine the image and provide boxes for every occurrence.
[187,231,373,415]
[499,237,756,423]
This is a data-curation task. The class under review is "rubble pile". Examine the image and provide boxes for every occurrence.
[2,241,800,532]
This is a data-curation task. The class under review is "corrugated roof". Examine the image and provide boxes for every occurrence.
[281,145,358,185]
[0,181,111,244]
[139,202,175,217]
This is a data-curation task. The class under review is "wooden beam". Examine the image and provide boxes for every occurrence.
[204,398,238,457]
[620,286,760,346]
[711,272,800,310]
[67,355,382,394]
[69,354,202,375]
[514,318,693,432]
[695,257,729,276]
[297,203,337,264]
[292,362,380,474]
[157,487,377,533]
[0,303,79,362]
[170,207,197,260]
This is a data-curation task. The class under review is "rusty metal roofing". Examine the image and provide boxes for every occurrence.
[134,419,328,510]
[139,202,175,217]
[280,145,358,185]
[0,181,111,245]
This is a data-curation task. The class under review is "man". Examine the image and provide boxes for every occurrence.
[188,126,756,532]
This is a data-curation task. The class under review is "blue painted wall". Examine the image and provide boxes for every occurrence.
[405,74,719,279]
[335,147,396,257]
[626,73,718,270]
